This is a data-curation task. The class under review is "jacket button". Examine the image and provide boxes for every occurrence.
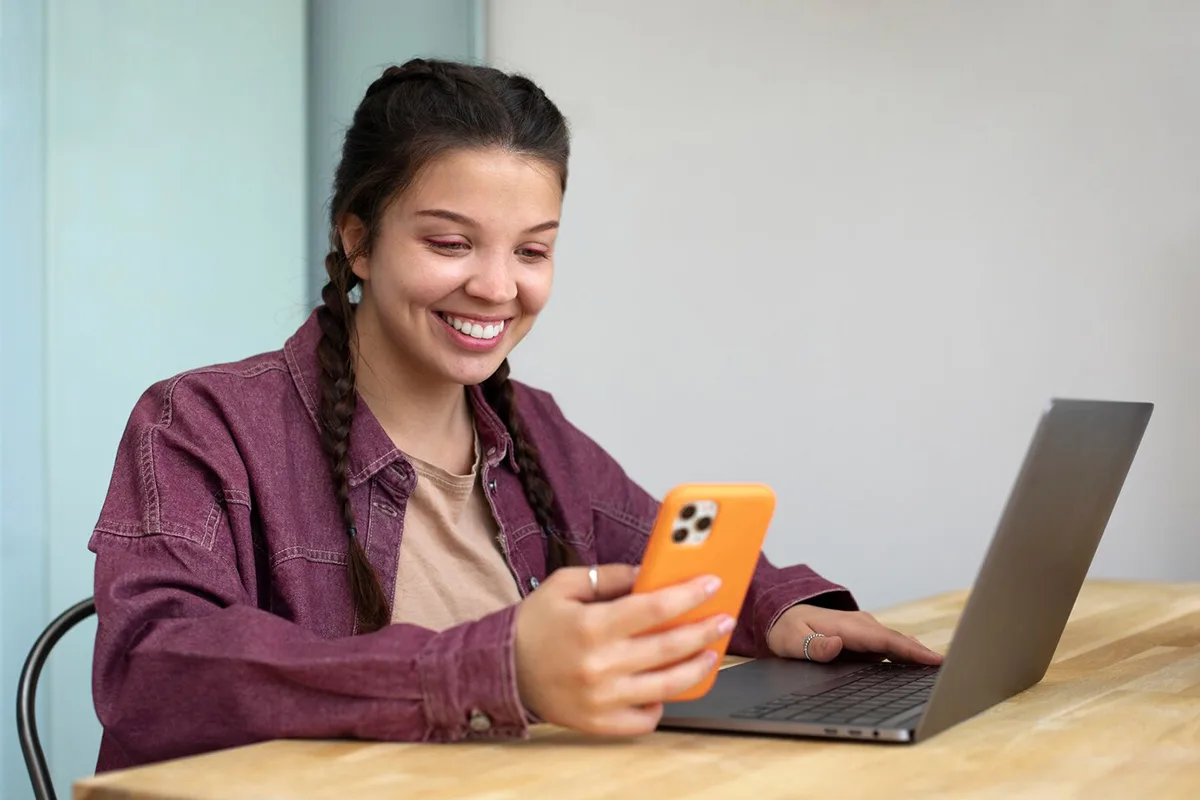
[529,577,540,590]
[487,480,497,492]
[468,709,492,733]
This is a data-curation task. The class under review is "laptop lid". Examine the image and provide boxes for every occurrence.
[914,398,1152,741]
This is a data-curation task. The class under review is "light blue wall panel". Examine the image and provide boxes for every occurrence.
[43,1,307,792]
[0,1,49,798]
[2,2,481,795]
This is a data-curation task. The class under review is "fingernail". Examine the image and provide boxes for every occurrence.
[704,577,722,595]
[704,649,719,665]
[716,615,736,635]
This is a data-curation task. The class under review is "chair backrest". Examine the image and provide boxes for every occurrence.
[16,597,97,800]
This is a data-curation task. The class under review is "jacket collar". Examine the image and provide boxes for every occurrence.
[283,308,517,487]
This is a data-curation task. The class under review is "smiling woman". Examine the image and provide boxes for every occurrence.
[86,57,938,775]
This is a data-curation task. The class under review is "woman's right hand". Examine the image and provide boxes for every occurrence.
[513,563,733,736]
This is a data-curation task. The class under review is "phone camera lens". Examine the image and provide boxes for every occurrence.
[696,516,712,531]
[672,528,688,543]
[680,504,696,520]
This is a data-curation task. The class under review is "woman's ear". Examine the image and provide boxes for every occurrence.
[338,214,370,281]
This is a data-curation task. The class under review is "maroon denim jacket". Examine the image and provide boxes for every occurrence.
[89,309,857,772]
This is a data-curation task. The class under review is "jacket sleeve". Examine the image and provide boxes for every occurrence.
[90,384,528,771]
[536,393,859,659]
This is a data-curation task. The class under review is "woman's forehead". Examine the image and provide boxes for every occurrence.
[395,148,563,228]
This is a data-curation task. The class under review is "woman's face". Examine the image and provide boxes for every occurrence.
[344,147,562,388]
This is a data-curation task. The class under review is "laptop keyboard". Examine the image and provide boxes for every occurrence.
[730,662,939,727]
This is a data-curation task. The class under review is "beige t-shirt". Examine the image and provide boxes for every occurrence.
[391,435,522,631]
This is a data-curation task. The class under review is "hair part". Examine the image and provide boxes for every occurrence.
[316,58,575,634]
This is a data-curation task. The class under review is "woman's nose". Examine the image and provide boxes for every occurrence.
[464,252,518,304]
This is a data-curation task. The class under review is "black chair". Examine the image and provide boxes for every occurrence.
[16,597,96,800]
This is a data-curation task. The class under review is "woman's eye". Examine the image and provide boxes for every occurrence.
[428,239,468,252]
[517,248,549,261]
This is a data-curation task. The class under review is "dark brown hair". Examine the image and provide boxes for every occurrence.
[318,58,577,633]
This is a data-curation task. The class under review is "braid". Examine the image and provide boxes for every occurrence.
[363,59,464,105]
[316,251,389,633]
[482,360,581,574]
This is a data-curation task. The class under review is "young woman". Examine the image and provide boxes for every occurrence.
[89,58,941,772]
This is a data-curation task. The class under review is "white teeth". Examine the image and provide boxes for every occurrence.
[441,313,505,340]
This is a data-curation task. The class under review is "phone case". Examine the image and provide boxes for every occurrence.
[631,483,776,701]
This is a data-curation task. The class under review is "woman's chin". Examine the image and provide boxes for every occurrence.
[435,354,510,387]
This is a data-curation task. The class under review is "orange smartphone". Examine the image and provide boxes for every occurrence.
[631,483,776,701]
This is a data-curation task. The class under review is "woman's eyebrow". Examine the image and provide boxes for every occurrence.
[416,208,558,234]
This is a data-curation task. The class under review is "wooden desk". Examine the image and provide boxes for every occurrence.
[74,580,1200,800]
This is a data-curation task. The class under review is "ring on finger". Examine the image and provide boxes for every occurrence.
[802,632,827,661]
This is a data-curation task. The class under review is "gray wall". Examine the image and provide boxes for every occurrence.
[489,0,1200,611]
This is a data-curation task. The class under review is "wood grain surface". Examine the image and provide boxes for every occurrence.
[74,580,1200,799]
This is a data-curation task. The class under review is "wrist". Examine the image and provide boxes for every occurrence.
[766,602,809,656]
[415,606,533,740]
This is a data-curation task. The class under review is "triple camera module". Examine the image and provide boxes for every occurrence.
[671,500,718,546]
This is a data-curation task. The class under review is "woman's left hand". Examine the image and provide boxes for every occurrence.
[767,604,943,665]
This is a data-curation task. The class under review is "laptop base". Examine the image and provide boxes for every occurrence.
[659,658,930,743]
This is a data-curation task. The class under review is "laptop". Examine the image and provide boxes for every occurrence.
[658,398,1153,744]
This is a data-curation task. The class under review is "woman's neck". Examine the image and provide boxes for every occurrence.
[350,305,476,474]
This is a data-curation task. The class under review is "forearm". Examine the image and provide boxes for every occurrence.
[96,602,529,766]
[92,540,529,769]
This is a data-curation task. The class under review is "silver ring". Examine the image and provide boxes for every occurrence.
[803,632,827,661]
[587,564,599,600]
